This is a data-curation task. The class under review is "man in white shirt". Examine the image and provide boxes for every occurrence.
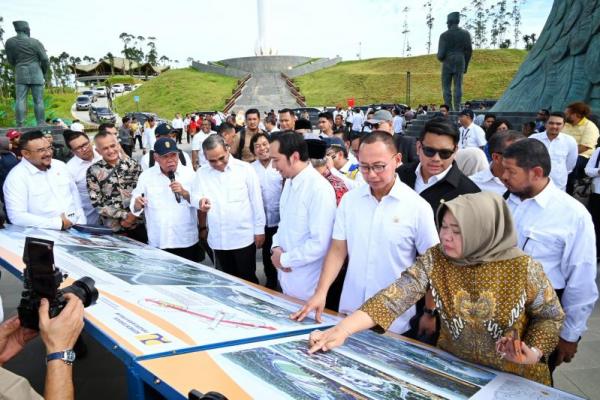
[264,114,279,135]
[70,119,84,133]
[351,108,364,132]
[171,112,184,144]
[142,116,157,154]
[191,119,216,169]
[502,138,598,373]
[270,132,337,301]
[318,112,335,137]
[458,109,486,149]
[131,138,200,262]
[3,131,86,230]
[469,130,525,195]
[191,135,265,283]
[140,124,192,171]
[65,131,102,225]
[250,132,283,290]
[529,112,578,191]
[392,108,404,134]
[292,132,439,334]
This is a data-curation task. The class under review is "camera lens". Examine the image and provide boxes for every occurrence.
[63,277,99,307]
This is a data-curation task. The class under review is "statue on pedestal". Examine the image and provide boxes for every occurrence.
[437,12,473,111]
[5,21,49,127]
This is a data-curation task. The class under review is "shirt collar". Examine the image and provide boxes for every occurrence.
[578,117,588,126]
[509,179,556,209]
[290,163,312,188]
[415,162,452,184]
[361,175,403,200]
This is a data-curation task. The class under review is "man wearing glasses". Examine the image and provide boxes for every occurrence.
[65,131,102,225]
[396,118,479,343]
[3,130,86,230]
[292,131,438,335]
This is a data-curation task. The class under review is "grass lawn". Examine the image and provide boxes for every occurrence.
[0,89,78,127]
[293,49,528,107]
[113,68,238,118]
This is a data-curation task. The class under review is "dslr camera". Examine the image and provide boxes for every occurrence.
[18,237,99,330]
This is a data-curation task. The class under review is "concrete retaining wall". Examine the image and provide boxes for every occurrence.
[191,61,247,78]
[287,57,342,78]
[219,56,312,73]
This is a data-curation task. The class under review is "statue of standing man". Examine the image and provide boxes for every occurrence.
[5,21,49,127]
[437,12,472,111]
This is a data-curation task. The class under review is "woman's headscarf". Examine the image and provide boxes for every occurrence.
[436,192,526,265]
[454,147,489,176]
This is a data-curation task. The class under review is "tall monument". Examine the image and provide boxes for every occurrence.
[255,0,277,56]
[493,0,600,112]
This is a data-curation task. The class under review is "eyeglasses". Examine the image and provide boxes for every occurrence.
[359,154,397,174]
[73,141,91,152]
[421,145,455,160]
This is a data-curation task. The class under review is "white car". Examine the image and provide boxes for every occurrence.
[94,86,107,97]
[112,84,124,93]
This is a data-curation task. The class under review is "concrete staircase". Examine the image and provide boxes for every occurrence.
[231,72,299,113]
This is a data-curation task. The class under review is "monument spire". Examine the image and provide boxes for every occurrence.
[255,0,277,56]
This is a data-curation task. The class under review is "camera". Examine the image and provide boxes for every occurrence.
[18,237,99,330]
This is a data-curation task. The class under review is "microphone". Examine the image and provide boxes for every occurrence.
[167,171,181,203]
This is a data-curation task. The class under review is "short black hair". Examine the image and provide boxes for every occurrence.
[440,104,450,111]
[488,130,525,154]
[122,116,131,124]
[265,114,277,125]
[503,138,551,177]
[549,111,565,120]
[64,130,89,149]
[318,111,333,122]
[420,117,459,145]
[538,108,550,117]
[98,122,116,134]
[245,108,260,118]
[249,132,270,155]
[219,122,236,134]
[19,130,45,150]
[278,108,295,117]
[484,113,496,120]
[271,131,308,161]
[360,130,398,153]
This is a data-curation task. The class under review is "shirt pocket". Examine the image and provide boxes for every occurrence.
[227,185,247,203]
[384,220,415,252]
[523,228,564,263]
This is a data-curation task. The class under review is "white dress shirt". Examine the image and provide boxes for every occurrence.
[414,163,452,194]
[131,164,198,249]
[459,123,487,149]
[191,131,216,167]
[251,159,283,227]
[392,115,404,134]
[351,113,364,131]
[469,165,506,195]
[171,117,184,130]
[70,121,84,132]
[529,132,578,191]
[191,157,265,250]
[272,164,337,301]
[507,181,598,342]
[140,150,193,171]
[333,177,439,334]
[66,151,102,225]
[142,126,156,151]
[3,158,86,229]
[585,147,600,194]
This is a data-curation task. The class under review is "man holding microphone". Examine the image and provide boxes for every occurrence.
[130,137,200,262]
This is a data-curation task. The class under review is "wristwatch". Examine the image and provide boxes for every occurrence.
[46,349,76,365]
[423,307,439,317]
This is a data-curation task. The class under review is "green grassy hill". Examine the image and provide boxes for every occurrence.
[113,68,238,117]
[294,49,527,107]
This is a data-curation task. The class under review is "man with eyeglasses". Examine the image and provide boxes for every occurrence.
[397,118,479,343]
[292,131,438,335]
[64,130,102,225]
[3,130,86,230]
[191,134,265,283]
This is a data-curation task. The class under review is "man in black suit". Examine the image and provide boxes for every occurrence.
[397,117,480,344]
[366,109,418,164]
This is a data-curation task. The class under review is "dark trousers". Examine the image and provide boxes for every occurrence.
[589,193,600,256]
[548,288,566,386]
[134,135,143,150]
[566,155,589,195]
[262,226,279,290]
[121,144,133,158]
[164,241,204,263]
[325,258,348,312]
[199,237,214,264]
[214,243,258,283]
[185,129,191,144]
[174,128,183,144]
[119,224,147,244]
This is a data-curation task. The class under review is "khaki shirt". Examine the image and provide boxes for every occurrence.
[0,367,43,400]
[563,118,600,158]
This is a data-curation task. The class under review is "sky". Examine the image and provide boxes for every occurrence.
[1,0,552,66]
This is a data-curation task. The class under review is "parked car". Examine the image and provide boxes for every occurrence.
[94,86,107,97]
[291,107,321,128]
[89,106,117,123]
[75,95,92,111]
[112,83,124,93]
[123,84,132,91]
[82,90,97,102]
[124,112,166,126]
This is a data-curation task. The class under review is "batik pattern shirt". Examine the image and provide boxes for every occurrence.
[322,168,348,206]
[360,245,564,385]
[86,157,142,231]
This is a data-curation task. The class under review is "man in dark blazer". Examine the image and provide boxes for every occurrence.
[366,109,418,164]
[396,117,480,345]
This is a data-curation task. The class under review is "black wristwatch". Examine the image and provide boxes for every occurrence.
[46,349,76,365]
[424,307,439,317]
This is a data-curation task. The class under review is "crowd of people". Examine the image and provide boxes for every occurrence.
[0,100,598,397]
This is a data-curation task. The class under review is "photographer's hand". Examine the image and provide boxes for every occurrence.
[39,294,84,354]
[0,315,38,366]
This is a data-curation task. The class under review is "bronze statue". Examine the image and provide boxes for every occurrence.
[493,0,600,113]
[5,20,49,127]
[437,12,473,111]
